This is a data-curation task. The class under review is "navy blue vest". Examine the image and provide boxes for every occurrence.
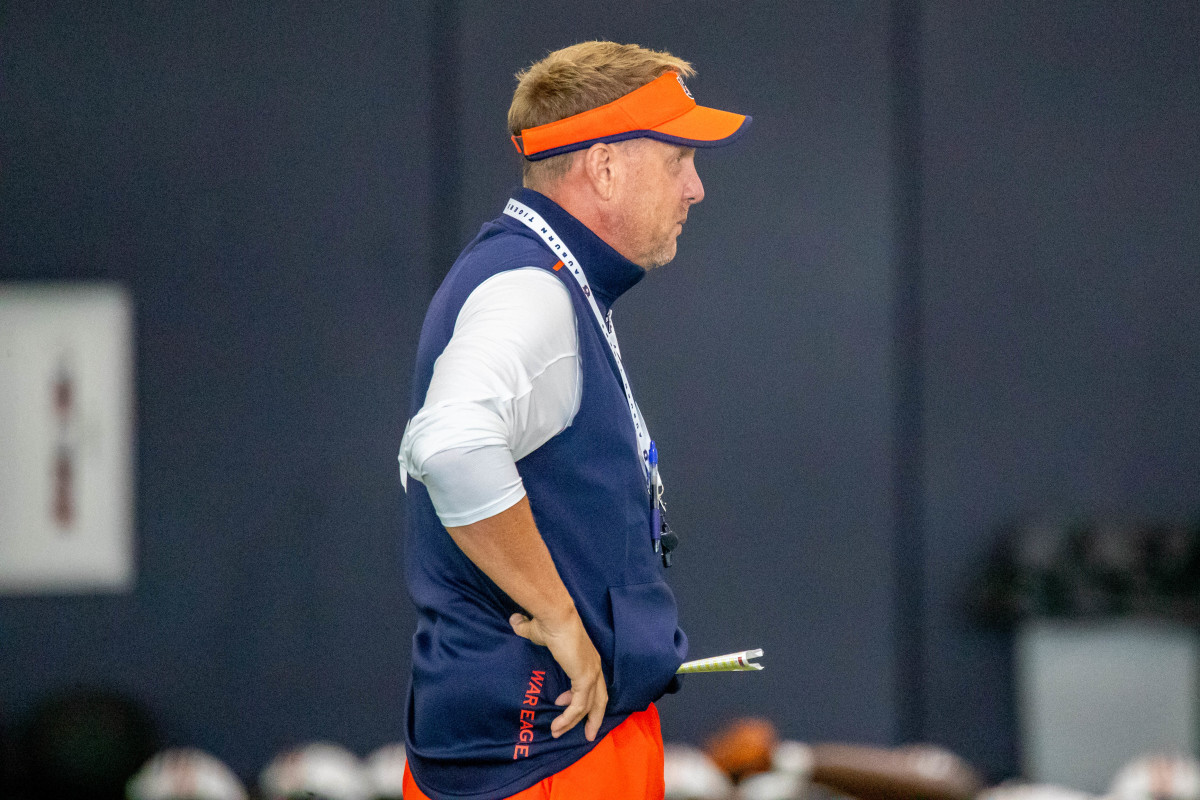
[403,189,688,800]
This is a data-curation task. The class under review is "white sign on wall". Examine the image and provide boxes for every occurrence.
[0,283,135,593]
[1018,620,1200,792]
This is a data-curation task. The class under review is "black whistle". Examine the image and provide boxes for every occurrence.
[660,521,679,568]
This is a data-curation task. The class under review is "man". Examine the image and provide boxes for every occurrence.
[398,41,750,800]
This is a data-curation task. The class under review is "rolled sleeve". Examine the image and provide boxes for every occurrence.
[398,268,580,527]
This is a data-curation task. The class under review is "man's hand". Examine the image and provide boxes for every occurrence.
[510,609,608,741]
[444,497,609,742]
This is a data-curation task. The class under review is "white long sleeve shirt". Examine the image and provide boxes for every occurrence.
[398,267,582,527]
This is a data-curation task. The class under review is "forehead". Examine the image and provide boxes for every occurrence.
[618,138,692,170]
[626,138,688,157]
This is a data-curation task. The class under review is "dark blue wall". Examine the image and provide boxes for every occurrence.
[2,0,1197,786]
[1,1,431,777]
[919,1,1200,777]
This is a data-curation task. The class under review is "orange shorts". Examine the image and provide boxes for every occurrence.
[402,704,665,800]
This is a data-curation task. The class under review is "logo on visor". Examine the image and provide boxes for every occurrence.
[675,73,694,99]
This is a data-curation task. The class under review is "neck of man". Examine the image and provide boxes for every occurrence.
[532,173,645,270]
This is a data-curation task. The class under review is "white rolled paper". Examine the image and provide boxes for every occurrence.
[677,648,764,674]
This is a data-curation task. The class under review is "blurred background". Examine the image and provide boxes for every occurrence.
[1,0,1198,797]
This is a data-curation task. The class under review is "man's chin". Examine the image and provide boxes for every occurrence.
[642,243,678,271]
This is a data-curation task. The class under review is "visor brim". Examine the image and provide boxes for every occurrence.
[522,110,752,161]
[652,104,750,145]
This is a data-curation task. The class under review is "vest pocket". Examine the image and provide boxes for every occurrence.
[606,581,688,712]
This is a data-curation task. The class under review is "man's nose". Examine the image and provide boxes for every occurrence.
[685,160,705,205]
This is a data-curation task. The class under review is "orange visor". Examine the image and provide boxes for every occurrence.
[512,72,751,161]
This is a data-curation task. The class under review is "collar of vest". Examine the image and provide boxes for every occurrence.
[509,188,646,312]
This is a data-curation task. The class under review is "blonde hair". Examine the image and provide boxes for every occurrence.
[508,41,695,189]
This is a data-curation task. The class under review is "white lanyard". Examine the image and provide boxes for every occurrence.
[504,198,652,480]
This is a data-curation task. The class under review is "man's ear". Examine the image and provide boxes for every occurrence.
[581,143,617,201]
